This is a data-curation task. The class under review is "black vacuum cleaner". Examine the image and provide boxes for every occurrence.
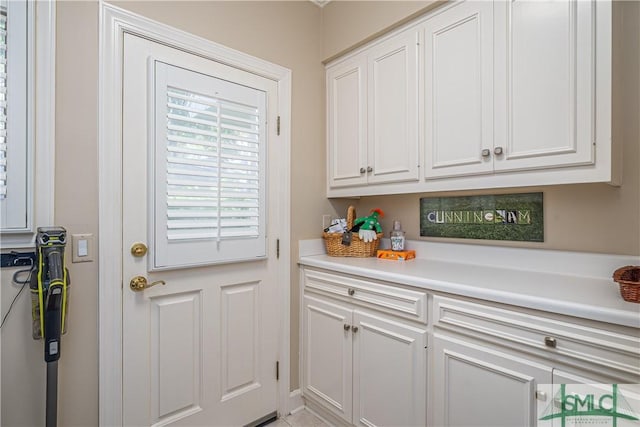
[30,227,70,427]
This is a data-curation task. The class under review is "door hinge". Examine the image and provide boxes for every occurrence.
[277,116,281,136]
[276,238,280,259]
[276,361,280,381]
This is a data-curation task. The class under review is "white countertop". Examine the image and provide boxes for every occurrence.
[298,240,640,328]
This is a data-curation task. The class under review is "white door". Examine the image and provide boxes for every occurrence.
[327,55,368,189]
[122,33,281,426]
[352,310,427,427]
[494,0,595,172]
[367,30,420,185]
[302,295,353,423]
[423,1,494,179]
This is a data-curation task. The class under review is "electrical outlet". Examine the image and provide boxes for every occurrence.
[322,214,332,230]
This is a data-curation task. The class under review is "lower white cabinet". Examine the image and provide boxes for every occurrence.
[432,332,551,427]
[302,294,427,427]
[300,266,640,427]
[431,295,640,427]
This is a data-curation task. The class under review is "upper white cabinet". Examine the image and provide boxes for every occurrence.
[492,0,596,173]
[327,30,420,192]
[327,0,615,197]
[366,31,420,185]
[424,1,494,179]
[327,55,368,188]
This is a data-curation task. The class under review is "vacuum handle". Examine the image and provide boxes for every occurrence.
[44,286,62,363]
[44,250,64,363]
[45,250,64,284]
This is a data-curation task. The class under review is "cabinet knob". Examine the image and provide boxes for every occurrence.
[348,288,355,296]
[359,167,366,174]
[352,326,359,333]
[544,336,557,348]
[481,149,491,158]
[344,324,351,331]
[366,166,373,173]
[536,391,547,401]
[494,146,504,155]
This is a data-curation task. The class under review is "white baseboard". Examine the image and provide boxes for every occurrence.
[287,389,305,416]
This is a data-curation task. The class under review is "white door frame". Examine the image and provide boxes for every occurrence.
[98,4,292,425]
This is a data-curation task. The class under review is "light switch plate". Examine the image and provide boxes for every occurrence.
[72,233,94,263]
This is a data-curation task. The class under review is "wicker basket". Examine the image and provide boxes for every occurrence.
[613,266,640,303]
[323,206,383,257]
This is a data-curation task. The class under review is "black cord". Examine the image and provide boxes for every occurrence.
[0,263,34,329]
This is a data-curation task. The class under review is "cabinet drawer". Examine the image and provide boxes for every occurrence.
[433,296,640,378]
[303,268,427,323]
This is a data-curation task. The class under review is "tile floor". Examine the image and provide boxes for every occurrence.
[269,409,329,427]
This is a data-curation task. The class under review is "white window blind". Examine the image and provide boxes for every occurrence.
[0,7,7,199]
[166,86,260,241]
[0,0,30,232]
[153,62,267,269]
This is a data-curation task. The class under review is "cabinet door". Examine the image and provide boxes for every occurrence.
[302,295,353,423]
[424,1,494,179]
[494,0,595,172]
[352,310,427,427]
[367,30,420,184]
[432,333,552,427]
[548,369,640,427]
[327,55,368,188]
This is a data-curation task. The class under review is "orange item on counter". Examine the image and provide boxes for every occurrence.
[376,249,416,261]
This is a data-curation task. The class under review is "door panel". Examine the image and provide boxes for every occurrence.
[432,333,552,427]
[302,295,353,423]
[352,310,427,427]
[327,56,368,188]
[151,292,202,424]
[122,33,279,427]
[367,30,420,184]
[494,0,595,171]
[220,281,260,401]
[424,1,494,179]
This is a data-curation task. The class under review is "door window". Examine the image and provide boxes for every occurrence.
[153,62,267,269]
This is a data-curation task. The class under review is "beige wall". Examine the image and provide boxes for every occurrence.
[321,0,437,60]
[323,0,640,256]
[2,3,101,426]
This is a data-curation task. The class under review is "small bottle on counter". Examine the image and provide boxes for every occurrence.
[390,220,405,251]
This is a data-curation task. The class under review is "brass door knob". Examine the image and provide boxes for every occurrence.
[130,242,148,257]
[130,276,166,292]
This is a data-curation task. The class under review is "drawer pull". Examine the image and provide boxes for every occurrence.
[352,326,359,333]
[344,324,351,331]
[544,336,557,348]
[348,288,355,296]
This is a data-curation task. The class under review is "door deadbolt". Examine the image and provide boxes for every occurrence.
[131,242,148,257]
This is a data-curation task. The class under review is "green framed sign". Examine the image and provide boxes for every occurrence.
[420,193,543,242]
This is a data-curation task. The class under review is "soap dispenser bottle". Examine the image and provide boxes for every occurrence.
[390,220,405,251]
